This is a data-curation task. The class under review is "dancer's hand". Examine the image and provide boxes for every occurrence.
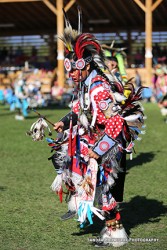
[88,148,99,160]
[54,121,64,132]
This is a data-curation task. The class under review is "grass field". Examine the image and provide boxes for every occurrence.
[0,102,167,250]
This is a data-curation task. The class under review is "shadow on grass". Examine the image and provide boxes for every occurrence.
[122,195,167,235]
[0,186,7,191]
[71,195,167,237]
[71,216,105,237]
[127,152,155,170]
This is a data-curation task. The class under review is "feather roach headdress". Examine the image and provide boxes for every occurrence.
[60,7,106,72]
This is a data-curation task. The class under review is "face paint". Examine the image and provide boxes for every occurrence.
[69,67,88,83]
[69,69,81,83]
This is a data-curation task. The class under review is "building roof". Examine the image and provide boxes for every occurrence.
[0,0,167,37]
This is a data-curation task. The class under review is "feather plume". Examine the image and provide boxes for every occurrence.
[26,118,52,141]
[63,8,72,30]
[51,174,63,192]
[137,137,142,141]
[113,81,124,94]
[79,113,89,129]
[74,33,102,59]
[59,27,78,52]
[124,113,141,122]
[121,85,147,120]
[113,92,127,102]
[77,6,82,34]
[107,175,115,187]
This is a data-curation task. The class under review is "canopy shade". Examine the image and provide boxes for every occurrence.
[0,0,166,36]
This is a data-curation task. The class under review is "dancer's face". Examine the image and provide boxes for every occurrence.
[69,64,90,83]
[107,60,118,71]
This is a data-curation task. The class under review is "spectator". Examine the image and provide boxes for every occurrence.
[9,46,15,64]
[31,46,38,58]
[15,46,23,57]
[135,70,142,89]
[134,49,143,67]
[0,47,8,62]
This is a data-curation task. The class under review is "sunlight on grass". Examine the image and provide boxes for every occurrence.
[0,103,167,250]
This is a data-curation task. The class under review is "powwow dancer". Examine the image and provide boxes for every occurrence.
[102,42,128,84]
[27,8,146,247]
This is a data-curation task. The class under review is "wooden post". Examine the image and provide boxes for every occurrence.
[133,0,165,86]
[56,0,65,88]
[145,0,153,86]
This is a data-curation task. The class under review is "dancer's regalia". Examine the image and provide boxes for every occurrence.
[27,8,146,247]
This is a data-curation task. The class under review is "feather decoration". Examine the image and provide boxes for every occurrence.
[74,33,101,59]
[107,175,115,187]
[63,8,72,30]
[103,184,110,193]
[137,137,142,141]
[121,85,147,122]
[59,9,79,52]
[59,27,78,53]
[128,125,146,141]
[126,84,144,104]
[113,81,124,94]
[124,113,141,122]
[51,174,63,192]
[125,118,144,130]
[77,6,82,34]
[50,144,69,169]
[122,105,143,117]
[129,126,141,134]
[79,113,89,129]
[93,54,106,69]
[26,118,52,141]
[113,92,127,102]
[123,82,135,100]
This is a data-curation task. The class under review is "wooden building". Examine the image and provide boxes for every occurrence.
[0,0,167,87]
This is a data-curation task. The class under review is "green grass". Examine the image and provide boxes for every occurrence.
[0,103,167,250]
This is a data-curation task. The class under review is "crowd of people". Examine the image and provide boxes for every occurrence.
[1,60,167,122]
[133,43,167,68]
[0,69,54,120]
[1,38,167,71]
[0,46,33,66]
[0,45,57,70]
[152,63,167,122]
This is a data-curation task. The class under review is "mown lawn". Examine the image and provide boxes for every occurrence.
[0,102,167,250]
